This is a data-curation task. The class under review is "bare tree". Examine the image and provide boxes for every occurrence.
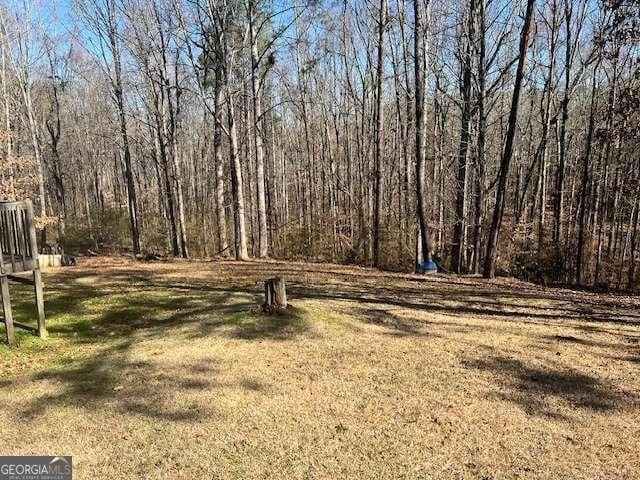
[372,0,387,268]
[414,0,433,267]
[78,0,141,254]
[484,0,536,278]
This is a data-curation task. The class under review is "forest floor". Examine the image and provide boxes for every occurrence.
[0,257,639,479]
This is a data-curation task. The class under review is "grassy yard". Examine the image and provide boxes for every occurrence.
[0,257,639,479]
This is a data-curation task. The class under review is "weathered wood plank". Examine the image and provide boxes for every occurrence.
[1,276,14,345]
[33,269,47,338]
[7,274,35,286]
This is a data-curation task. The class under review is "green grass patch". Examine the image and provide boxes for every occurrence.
[0,273,314,377]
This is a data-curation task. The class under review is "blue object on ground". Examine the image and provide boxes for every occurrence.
[417,260,438,273]
[62,255,77,266]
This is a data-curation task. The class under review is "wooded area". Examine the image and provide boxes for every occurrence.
[0,0,638,288]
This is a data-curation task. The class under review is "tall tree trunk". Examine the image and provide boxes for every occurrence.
[452,0,476,273]
[414,0,433,266]
[372,0,387,268]
[628,185,640,290]
[576,60,600,285]
[553,0,576,250]
[248,1,268,258]
[213,70,228,255]
[228,98,249,260]
[483,0,536,278]
[155,94,179,255]
[107,1,141,255]
[472,0,487,274]
[23,84,47,228]
[45,47,66,245]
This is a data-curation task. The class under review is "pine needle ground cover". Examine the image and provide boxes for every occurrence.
[0,258,638,479]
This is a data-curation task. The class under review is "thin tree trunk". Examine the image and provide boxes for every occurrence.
[228,98,249,260]
[107,1,141,255]
[484,0,536,278]
[576,60,600,285]
[452,0,476,273]
[248,1,269,258]
[372,0,387,267]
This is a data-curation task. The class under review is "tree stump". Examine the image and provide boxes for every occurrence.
[264,276,287,312]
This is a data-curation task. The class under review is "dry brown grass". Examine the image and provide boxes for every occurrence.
[1,257,639,479]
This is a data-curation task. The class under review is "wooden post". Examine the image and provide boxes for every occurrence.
[33,269,47,338]
[23,200,38,258]
[1,276,15,345]
[264,276,287,311]
[26,200,46,337]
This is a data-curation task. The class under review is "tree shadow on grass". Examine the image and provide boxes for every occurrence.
[69,280,314,342]
[1,276,311,423]
[463,355,638,419]
[620,354,640,364]
[210,260,640,321]
[344,306,433,337]
[3,282,105,338]
[11,279,310,344]
[605,352,640,365]
[227,305,313,341]
[15,337,267,423]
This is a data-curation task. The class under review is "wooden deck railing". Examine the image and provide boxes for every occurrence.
[0,199,45,345]
[0,200,38,275]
